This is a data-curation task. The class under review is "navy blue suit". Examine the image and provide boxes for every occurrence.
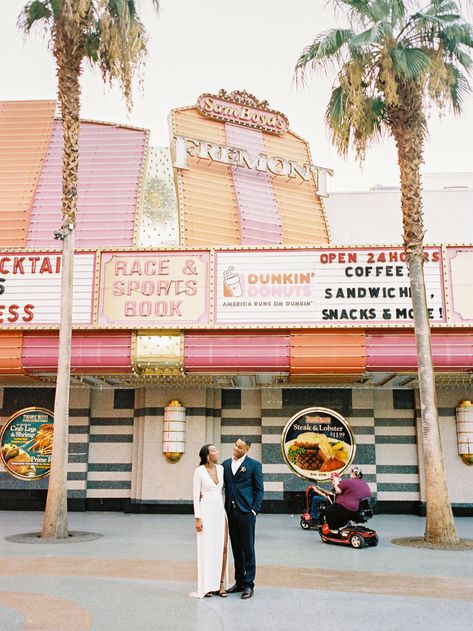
[223,456,264,590]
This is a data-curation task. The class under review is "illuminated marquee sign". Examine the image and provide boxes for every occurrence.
[173,135,332,197]
[215,247,446,327]
[197,90,289,134]
[0,252,95,327]
[2,245,472,330]
[98,251,210,327]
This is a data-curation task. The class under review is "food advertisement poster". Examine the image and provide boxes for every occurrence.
[215,247,445,327]
[281,407,355,481]
[98,251,210,327]
[0,408,54,480]
[0,252,95,327]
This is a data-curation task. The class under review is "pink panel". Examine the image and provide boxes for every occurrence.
[225,124,282,245]
[366,332,473,371]
[22,332,132,373]
[27,121,147,247]
[184,333,290,372]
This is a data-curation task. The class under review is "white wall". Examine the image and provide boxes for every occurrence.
[325,173,473,246]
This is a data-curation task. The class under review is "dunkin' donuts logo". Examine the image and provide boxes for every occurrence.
[222,266,315,299]
[223,267,243,297]
[197,90,289,134]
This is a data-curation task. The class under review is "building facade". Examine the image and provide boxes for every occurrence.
[0,95,472,514]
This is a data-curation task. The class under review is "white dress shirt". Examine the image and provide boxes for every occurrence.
[231,454,256,515]
[231,454,246,475]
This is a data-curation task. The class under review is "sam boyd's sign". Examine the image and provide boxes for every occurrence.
[196,90,289,134]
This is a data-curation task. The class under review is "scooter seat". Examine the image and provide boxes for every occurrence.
[352,496,376,523]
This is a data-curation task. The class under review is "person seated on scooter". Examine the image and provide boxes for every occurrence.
[310,482,333,522]
[323,467,371,532]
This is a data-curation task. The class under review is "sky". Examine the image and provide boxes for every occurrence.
[1,0,472,192]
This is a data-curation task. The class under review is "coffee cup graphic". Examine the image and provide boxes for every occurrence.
[223,267,243,297]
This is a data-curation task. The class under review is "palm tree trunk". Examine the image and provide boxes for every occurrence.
[408,255,458,543]
[391,103,458,544]
[42,38,81,538]
[41,228,74,538]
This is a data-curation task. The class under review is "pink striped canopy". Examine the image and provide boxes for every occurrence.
[184,332,290,372]
[22,332,133,373]
[366,331,473,371]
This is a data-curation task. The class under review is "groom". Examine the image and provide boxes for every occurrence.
[223,438,264,600]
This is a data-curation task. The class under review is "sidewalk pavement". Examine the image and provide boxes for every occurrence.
[0,511,472,631]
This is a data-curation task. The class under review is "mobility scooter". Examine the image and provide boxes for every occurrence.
[300,485,327,530]
[301,485,379,548]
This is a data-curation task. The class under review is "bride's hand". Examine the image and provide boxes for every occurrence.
[195,518,203,533]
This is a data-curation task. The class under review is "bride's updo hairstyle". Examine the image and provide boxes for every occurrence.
[199,444,214,466]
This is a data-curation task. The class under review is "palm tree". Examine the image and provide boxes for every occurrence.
[296,0,473,544]
[19,0,159,539]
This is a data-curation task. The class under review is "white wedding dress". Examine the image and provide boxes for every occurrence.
[190,464,228,598]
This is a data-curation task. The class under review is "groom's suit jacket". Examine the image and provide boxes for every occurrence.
[223,456,264,515]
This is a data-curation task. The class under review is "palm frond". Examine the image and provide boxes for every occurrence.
[390,0,407,26]
[410,11,461,30]
[333,0,376,20]
[49,0,61,18]
[18,0,52,31]
[352,94,386,157]
[85,31,100,62]
[107,0,129,21]
[350,20,393,46]
[125,0,159,19]
[449,45,473,69]
[325,83,387,160]
[325,85,351,156]
[391,46,431,79]
[326,85,348,125]
[400,3,461,45]
[369,0,395,23]
[445,63,471,111]
[425,0,460,18]
[334,0,390,23]
[295,28,354,81]
[297,0,473,158]
[441,22,473,49]
[315,28,355,57]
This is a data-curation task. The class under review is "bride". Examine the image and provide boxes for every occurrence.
[190,444,228,598]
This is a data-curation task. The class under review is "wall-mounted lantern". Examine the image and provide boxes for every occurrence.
[456,400,473,465]
[163,399,186,463]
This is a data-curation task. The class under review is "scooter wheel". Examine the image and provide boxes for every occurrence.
[300,519,311,530]
[350,534,366,549]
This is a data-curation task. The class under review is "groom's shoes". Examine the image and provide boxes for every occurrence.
[241,588,254,599]
[226,584,244,594]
